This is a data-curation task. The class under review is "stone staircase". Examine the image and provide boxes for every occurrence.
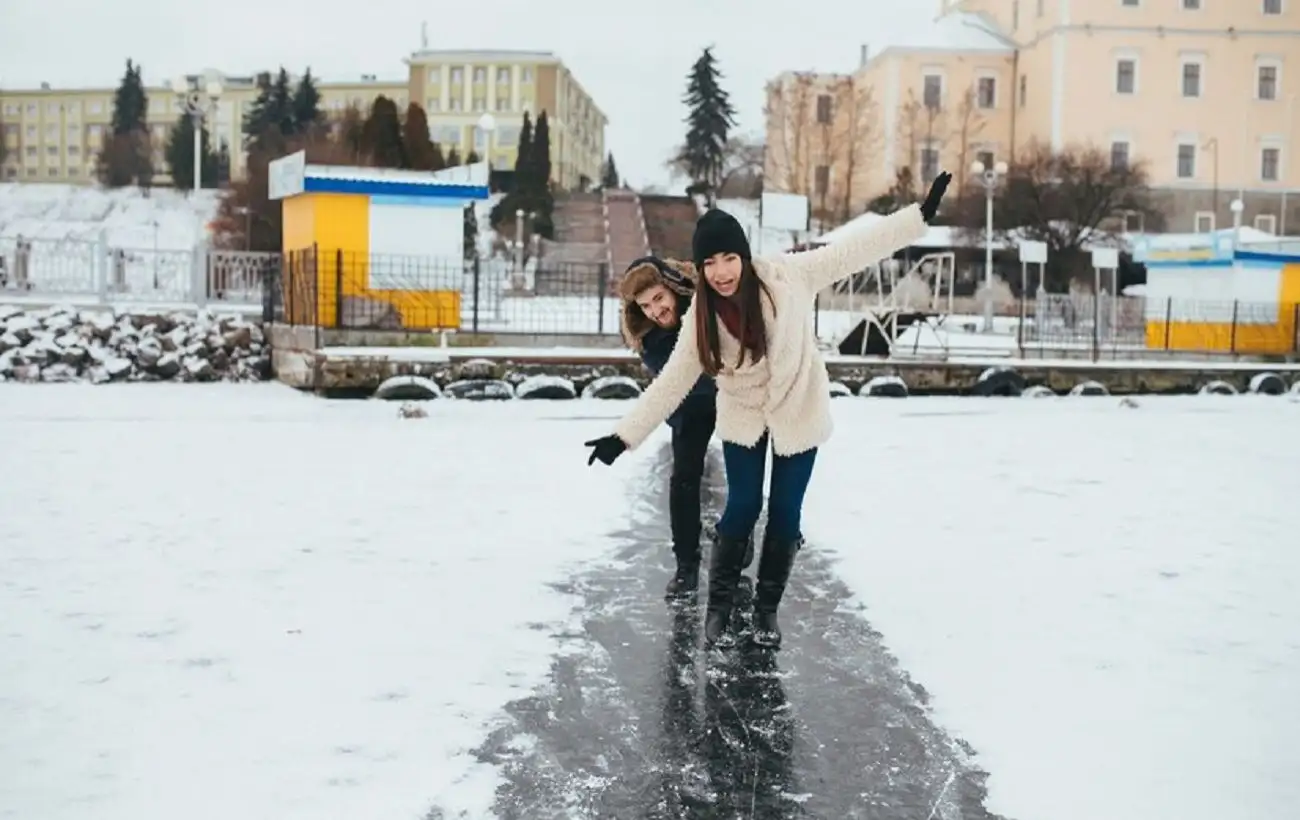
[602,188,651,282]
[640,195,700,263]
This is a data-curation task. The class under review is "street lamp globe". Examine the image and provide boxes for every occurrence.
[477,113,496,133]
[1229,198,1244,214]
[970,160,985,175]
[170,76,189,96]
[994,160,1008,175]
[205,79,223,99]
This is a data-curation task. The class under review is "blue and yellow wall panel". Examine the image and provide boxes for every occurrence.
[1139,249,1300,354]
[270,152,489,330]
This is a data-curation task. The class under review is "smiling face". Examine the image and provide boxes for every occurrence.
[635,283,679,329]
[702,252,744,297]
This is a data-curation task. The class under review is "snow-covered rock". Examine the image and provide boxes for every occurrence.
[0,304,269,383]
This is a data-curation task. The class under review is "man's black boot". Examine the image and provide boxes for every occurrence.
[704,534,750,647]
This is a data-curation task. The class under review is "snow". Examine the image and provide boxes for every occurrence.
[0,384,638,820]
[807,395,1300,820]
[0,183,220,250]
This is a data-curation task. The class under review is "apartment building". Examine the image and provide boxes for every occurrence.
[764,0,1299,233]
[405,49,607,189]
[0,49,607,190]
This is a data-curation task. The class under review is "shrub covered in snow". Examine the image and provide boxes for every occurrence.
[0,304,269,383]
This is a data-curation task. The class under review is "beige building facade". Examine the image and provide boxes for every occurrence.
[765,0,1300,233]
[0,49,606,191]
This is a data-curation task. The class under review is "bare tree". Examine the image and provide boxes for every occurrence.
[716,134,764,198]
[833,79,880,221]
[762,72,816,196]
[952,86,986,195]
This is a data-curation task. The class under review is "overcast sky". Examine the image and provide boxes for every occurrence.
[1,0,938,189]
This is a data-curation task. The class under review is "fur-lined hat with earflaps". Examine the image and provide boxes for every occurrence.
[618,256,697,351]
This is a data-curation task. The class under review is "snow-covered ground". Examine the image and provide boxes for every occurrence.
[808,394,1300,820]
[4,365,1296,820]
[0,183,221,250]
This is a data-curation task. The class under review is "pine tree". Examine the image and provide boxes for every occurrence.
[402,103,441,170]
[463,204,478,260]
[600,152,619,188]
[513,111,533,190]
[164,110,218,189]
[215,140,231,186]
[430,141,446,170]
[242,72,273,149]
[531,111,552,191]
[269,68,296,136]
[678,47,736,203]
[465,150,480,164]
[291,69,324,138]
[97,59,152,188]
[446,146,461,166]
[360,94,406,167]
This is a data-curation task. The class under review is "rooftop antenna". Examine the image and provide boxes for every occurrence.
[420,21,428,49]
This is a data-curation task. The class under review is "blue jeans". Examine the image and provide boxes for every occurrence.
[716,432,817,543]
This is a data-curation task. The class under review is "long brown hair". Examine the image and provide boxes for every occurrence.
[693,259,773,376]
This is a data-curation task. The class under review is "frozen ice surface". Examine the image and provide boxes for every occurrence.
[0,384,633,820]
[808,395,1300,820]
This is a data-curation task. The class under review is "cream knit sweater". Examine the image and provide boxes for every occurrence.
[612,204,928,456]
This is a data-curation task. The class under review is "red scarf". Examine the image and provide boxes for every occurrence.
[713,296,763,351]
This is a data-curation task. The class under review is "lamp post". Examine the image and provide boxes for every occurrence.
[1230,197,1244,246]
[170,75,222,193]
[476,112,496,186]
[970,159,1009,332]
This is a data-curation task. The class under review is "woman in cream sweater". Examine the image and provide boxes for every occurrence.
[587,172,951,649]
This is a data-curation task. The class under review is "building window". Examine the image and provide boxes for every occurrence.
[1255,214,1278,233]
[25,124,35,139]
[521,67,533,82]
[1182,0,1199,7]
[977,149,995,169]
[922,74,942,109]
[66,125,79,141]
[426,98,440,112]
[45,124,57,138]
[47,167,59,176]
[471,98,486,111]
[1177,143,1196,178]
[1261,146,1280,180]
[1116,58,1137,94]
[816,94,833,124]
[495,97,510,112]
[1110,140,1130,170]
[67,145,78,156]
[1257,64,1279,100]
[1122,0,1137,5]
[520,98,533,112]
[24,145,35,156]
[46,145,57,155]
[90,101,103,114]
[472,67,486,83]
[46,103,59,115]
[1194,212,1214,232]
[1263,0,1280,12]
[977,76,996,108]
[427,68,440,83]
[920,143,939,179]
[814,165,830,195]
[25,103,36,115]
[449,98,462,111]
[496,67,511,84]
[1181,60,1202,97]
[450,68,463,83]
[1018,74,1027,106]
[88,124,102,139]
[67,166,78,176]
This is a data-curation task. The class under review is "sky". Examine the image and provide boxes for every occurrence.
[0,0,939,190]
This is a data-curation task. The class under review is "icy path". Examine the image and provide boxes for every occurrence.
[0,385,633,820]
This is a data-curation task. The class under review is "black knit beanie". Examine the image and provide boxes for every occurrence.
[693,209,751,270]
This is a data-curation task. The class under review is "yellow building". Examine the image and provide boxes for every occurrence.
[764,0,1300,232]
[0,49,607,190]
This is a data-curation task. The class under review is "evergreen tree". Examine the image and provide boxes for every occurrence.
[463,204,478,261]
[429,141,446,170]
[465,150,480,164]
[402,103,442,170]
[291,69,324,138]
[531,111,551,191]
[242,72,272,145]
[269,68,296,136]
[360,94,406,167]
[600,152,619,188]
[0,98,8,167]
[677,47,736,203]
[513,111,533,189]
[97,59,152,188]
[446,146,461,166]
[215,140,231,186]
[164,110,218,189]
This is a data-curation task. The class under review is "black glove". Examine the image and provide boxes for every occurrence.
[584,435,627,466]
[919,171,952,223]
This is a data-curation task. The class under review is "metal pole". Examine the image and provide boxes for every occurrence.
[192,108,202,193]
[1284,94,1295,236]
[982,181,994,332]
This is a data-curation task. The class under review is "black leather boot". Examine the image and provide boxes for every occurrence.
[664,551,701,600]
[703,534,750,647]
[751,536,802,649]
